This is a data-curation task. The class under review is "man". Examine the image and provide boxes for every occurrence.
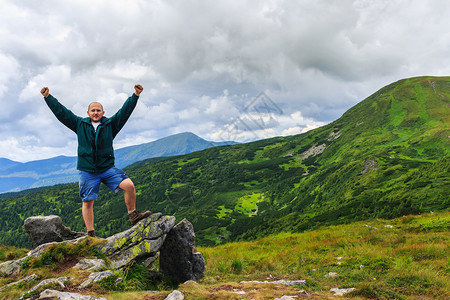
[40,84,151,237]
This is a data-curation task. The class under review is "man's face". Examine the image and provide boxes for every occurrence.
[87,102,104,122]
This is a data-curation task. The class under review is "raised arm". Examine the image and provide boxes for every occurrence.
[41,87,80,133]
[110,84,143,137]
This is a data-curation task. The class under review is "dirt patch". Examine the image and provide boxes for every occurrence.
[52,256,80,275]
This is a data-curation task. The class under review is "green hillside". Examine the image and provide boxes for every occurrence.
[0,76,449,248]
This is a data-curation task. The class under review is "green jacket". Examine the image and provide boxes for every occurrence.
[44,93,139,173]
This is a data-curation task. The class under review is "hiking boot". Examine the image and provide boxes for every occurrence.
[128,210,151,225]
[87,230,96,238]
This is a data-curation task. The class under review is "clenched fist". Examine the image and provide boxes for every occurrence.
[41,87,50,98]
[134,84,143,96]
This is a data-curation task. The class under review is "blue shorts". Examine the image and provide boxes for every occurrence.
[79,167,129,202]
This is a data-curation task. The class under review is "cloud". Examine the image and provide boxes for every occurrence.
[1,0,450,161]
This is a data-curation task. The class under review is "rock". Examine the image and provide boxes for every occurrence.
[330,287,356,296]
[80,271,114,288]
[361,160,378,174]
[142,253,159,268]
[3,213,204,291]
[159,218,205,283]
[164,290,184,300]
[327,129,342,141]
[0,274,39,291]
[74,258,106,271]
[25,276,67,295]
[325,272,339,278]
[301,143,327,159]
[95,213,176,268]
[0,258,24,276]
[240,279,306,286]
[274,296,296,300]
[39,289,107,299]
[24,215,86,247]
[365,225,378,230]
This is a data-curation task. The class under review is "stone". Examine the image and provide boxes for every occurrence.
[24,215,86,247]
[325,272,339,278]
[142,253,159,268]
[80,271,114,288]
[240,279,306,286]
[2,212,204,292]
[232,290,246,295]
[361,160,378,174]
[0,274,39,291]
[330,287,356,296]
[159,219,205,283]
[39,289,107,299]
[365,224,378,230]
[164,290,184,300]
[274,296,296,300]
[301,143,327,159]
[25,277,68,295]
[0,259,24,276]
[95,213,176,268]
[74,258,107,271]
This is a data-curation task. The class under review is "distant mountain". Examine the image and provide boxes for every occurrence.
[115,132,235,168]
[0,132,236,193]
[0,158,21,170]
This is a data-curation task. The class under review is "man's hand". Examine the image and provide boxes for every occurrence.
[41,87,50,98]
[134,84,143,96]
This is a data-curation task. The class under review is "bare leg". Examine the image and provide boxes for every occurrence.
[118,178,136,212]
[82,200,95,231]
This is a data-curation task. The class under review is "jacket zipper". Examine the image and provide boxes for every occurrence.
[94,124,102,173]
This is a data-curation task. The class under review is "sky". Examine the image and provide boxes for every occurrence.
[1,0,450,162]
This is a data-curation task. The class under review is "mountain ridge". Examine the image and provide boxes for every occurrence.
[0,132,236,193]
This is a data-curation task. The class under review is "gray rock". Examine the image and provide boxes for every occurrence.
[164,290,184,300]
[74,259,106,271]
[325,272,339,278]
[95,213,176,268]
[24,215,86,247]
[330,287,356,296]
[365,224,378,230]
[3,212,204,291]
[0,259,24,276]
[142,253,159,268]
[80,271,114,288]
[39,289,107,299]
[0,274,39,291]
[159,219,205,283]
[301,143,327,159]
[240,279,306,286]
[26,276,68,295]
[361,159,378,173]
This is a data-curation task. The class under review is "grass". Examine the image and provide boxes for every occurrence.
[198,211,449,299]
[1,211,449,299]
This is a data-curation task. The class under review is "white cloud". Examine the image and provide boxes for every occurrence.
[1,0,450,161]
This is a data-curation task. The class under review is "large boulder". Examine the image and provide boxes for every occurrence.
[18,213,205,283]
[96,213,176,268]
[24,215,86,247]
[159,218,206,283]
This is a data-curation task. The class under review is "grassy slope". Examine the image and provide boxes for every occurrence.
[1,212,448,299]
[0,76,449,248]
